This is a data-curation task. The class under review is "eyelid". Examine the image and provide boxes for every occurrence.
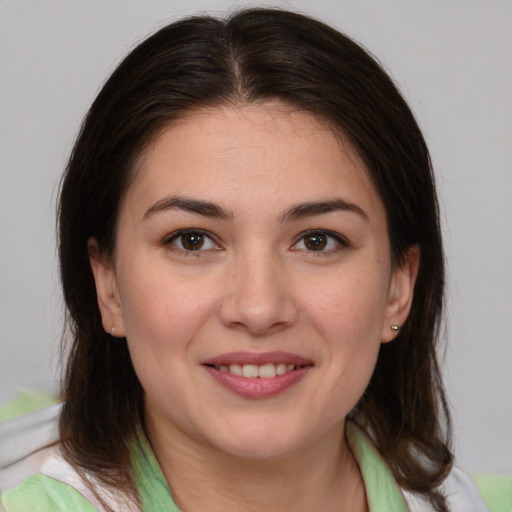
[163,228,222,252]
[291,229,350,252]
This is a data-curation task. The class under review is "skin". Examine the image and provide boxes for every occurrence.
[90,102,419,511]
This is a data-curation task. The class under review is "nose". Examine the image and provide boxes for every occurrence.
[219,251,299,336]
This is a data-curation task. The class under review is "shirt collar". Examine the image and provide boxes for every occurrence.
[132,422,409,512]
[346,421,409,512]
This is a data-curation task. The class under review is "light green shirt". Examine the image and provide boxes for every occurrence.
[1,422,507,511]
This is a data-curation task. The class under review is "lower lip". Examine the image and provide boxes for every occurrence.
[203,365,311,399]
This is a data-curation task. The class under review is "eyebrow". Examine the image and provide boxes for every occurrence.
[143,196,232,220]
[280,199,368,222]
[143,195,367,222]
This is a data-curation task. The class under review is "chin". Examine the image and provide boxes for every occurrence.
[217,438,302,461]
[205,418,315,460]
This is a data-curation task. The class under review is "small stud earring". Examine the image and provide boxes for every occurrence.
[110,326,116,337]
[391,324,400,334]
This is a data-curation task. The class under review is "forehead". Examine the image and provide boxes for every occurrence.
[123,102,383,221]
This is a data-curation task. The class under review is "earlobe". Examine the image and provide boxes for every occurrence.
[381,246,420,343]
[88,237,126,338]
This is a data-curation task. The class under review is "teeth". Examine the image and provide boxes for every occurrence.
[276,363,287,375]
[258,363,276,378]
[229,364,243,376]
[242,364,259,378]
[219,363,298,378]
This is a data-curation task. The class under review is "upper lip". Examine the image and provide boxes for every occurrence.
[202,351,313,366]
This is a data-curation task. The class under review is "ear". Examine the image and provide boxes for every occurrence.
[88,237,126,338]
[381,245,420,343]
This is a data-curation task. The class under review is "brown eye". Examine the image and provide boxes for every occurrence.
[292,230,348,253]
[304,233,327,251]
[180,232,205,251]
[167,230,219,252]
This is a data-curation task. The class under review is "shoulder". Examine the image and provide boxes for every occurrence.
[0,404,138,512]
[346,421,506,512]
[472,472,512,512]
[442,467,491,510]
[1,451,139,512]
[404,466,511,512]
[1,473,97,512]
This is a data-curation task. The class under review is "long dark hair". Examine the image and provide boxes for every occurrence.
[58,8,452,511]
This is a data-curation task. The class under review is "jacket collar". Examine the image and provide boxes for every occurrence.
[132,422,410,512]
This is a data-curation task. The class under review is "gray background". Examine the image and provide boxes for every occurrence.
[1,0,511,474]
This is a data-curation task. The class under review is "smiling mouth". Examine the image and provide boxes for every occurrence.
[202,353,313,398]
[206,363,307,379]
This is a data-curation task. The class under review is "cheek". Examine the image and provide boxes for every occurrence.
[303,269,389,345]
[300,268,388,405]
[118,265,222,416]
[117,262,221,358]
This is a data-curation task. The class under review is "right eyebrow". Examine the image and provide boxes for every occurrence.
[279,198,368,223]
[143,195,233,220]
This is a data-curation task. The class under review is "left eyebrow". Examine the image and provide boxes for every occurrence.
[280,199,368,223]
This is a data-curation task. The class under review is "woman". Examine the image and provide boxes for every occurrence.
[0,8,495,512]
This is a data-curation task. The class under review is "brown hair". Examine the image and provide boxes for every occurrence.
[58,8,452,511]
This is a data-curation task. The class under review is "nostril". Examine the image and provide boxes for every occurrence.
[218,265,299,334]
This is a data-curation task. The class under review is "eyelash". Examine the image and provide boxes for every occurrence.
[163,229,221,255]
[163,229,350,255]
[291,230,350,254]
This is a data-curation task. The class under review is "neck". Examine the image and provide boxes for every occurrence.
[145,418,368,512]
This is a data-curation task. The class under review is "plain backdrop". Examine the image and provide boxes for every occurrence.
[1,0,511,474]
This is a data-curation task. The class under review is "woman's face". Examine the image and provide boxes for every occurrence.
[91,102,417,459]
